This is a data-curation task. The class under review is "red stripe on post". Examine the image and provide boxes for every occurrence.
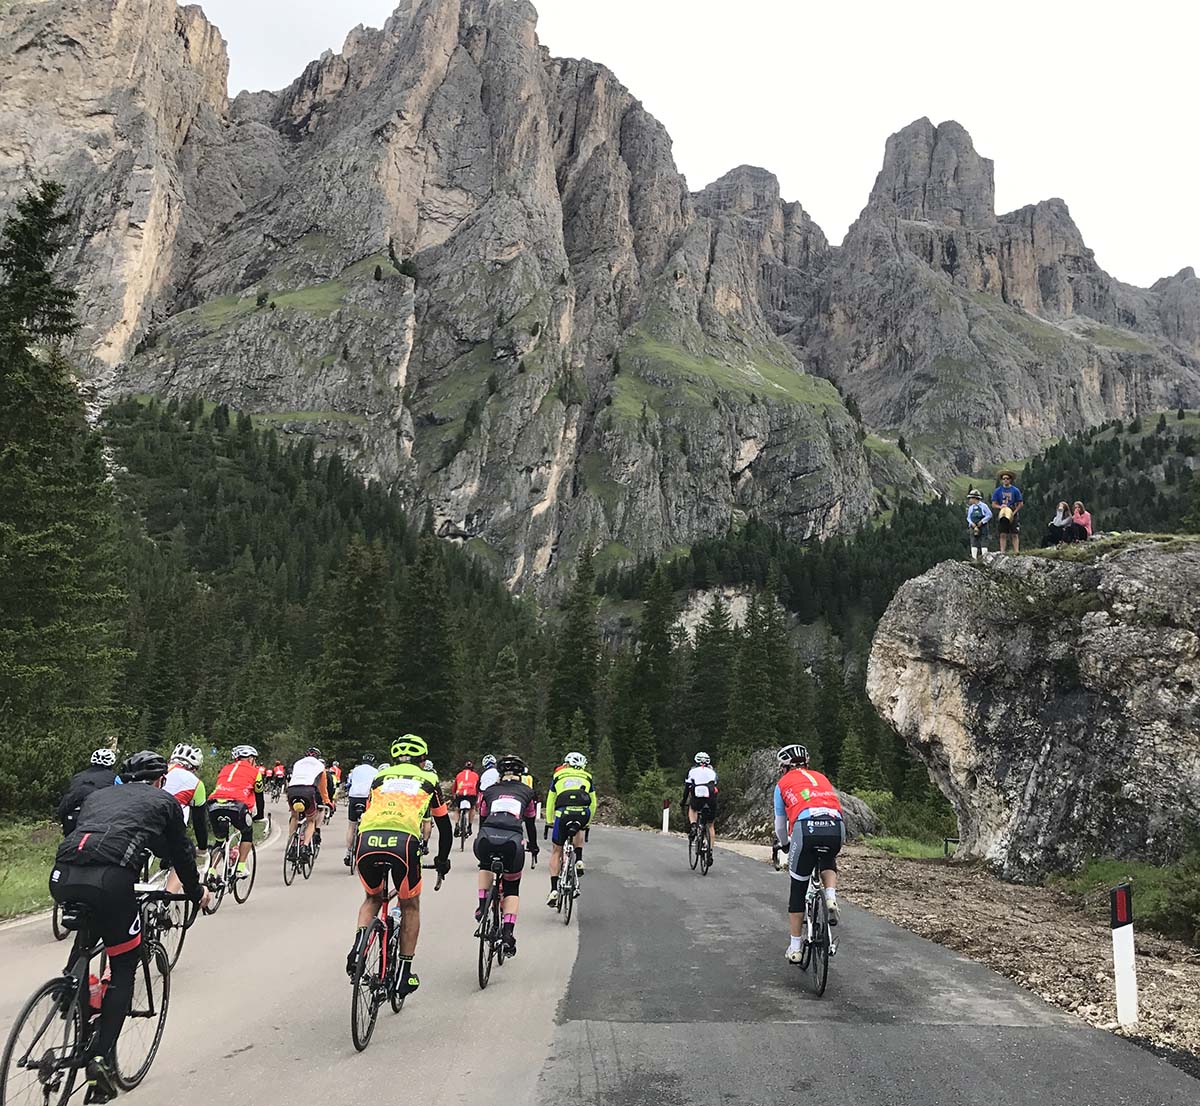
[1110,883,1133,929]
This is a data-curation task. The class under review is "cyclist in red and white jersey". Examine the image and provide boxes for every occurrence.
[453,760,480,838]
[773,744,843,964]
[208,745,265,879]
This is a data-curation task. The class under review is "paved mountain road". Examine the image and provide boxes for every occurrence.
[0,817,1194,1105]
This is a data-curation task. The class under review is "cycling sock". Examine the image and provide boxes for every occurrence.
[502,914,516,926]
[575,847,584,862]
[824,887,837,902]
[478,889,488,901]
[789,935,803,952]
[550,876,559,891]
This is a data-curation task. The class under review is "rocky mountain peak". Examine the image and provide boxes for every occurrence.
[695,165,782,216]
[868,116,996,228]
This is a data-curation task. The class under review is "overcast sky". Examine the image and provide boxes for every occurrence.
[199,0,1197,288]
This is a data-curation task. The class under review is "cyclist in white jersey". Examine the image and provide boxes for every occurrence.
[164,744,209,893]
[287,748,332,860]
[478,753,500,792]
[683,752,718,858]
[343,754,378,865]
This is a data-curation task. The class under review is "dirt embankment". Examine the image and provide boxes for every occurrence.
[718,839,1200,1074]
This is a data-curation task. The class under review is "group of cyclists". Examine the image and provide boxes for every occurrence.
[46,730,841,1102]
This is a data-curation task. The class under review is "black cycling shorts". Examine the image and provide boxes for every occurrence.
[347,797,368,823]
[474,829,526,887]
[356,830,422,899]
[787,816,844,881]
[455,794,477,809]
[551,810,589,846]
[287,784,318,817]
[688,795,717,820]
[49,864,143,956]
[208,800,254,843]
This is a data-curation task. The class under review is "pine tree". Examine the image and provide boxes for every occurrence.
[837,722,870,792]
[529,716,555,790]
[483,644,525,752]
[593,730,617,796]
[567,708,592,760]
[548,549,599,735]
[0,181,126,810]
[632,567,677,762]
[689,594,735,756]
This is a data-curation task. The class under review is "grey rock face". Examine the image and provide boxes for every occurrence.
[867,540,1200,879]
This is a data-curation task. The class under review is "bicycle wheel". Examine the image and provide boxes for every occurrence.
[563,865,575,927]
[50,903,67,943]
[232,844,256,903]
[804,896,830,997]
[283,834,299,886]
[351,923,384,1051]
[202,855,226,915]
[688,830,699,870]
[113,943,170,1090]
[160,898,196,970]
[301,842,315,879]
[387,928,406,1014]
[477,893,498,990]
[0,977,81,1106]
[699,836,711,877]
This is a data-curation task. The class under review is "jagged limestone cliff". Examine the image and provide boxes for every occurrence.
[2,2,1198,584]
[867,539,1200,879]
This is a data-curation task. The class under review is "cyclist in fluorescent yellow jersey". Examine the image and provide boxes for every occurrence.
[347,735,452,999]
[544,751,597,907]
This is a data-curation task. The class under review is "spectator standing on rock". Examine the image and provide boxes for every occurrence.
[965,490,992,560]
[1071,500,1093,542]
[1041,501,1074,547]
[990,470,1023,554]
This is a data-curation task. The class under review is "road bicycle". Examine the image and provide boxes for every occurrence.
[555,818,583,927]
[454,800,473,851]
[688,805,713,876]
[203,810,265,914]
[795,846,837,997]
[322,803,335,827]
[1,886,187,1104]
[475,856,511,990]
[349,862,443,1051]
[134,861,196,969]
[268,778,283,804]
[283,803,317,885]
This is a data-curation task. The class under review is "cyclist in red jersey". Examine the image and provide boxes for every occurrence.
[773,743,844,964]
[208,745,265,879]
[453,761,480,838]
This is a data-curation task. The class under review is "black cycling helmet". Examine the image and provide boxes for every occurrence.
[121,750,170,783]
[361,753,377,766]
[497,754,525,777]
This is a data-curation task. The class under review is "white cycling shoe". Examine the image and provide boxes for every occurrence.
[785,945,805,965]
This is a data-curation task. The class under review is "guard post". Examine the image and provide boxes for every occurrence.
[661,799,670,834]
[1110,883,1138,1027]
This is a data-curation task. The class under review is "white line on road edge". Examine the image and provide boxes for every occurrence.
[1110,882,1139,1027]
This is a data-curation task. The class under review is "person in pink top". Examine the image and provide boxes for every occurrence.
[1071,500,1093,541]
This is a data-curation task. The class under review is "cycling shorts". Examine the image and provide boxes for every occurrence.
[49,864,143,957]
[208,800,254,843]
[474,829,526,886]
[688,794,717,820]
[356,830,422,900]
[787,815,844,881]
[347,797,368,823]
[551,809,589,846]
[287,784,318,817]
[455,794,477,809]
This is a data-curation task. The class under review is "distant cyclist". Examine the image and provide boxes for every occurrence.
[683,751,718,860]
[453,759,480,837]
[478,753,499,792]
[343,753,377,865]
[50,751,208,1103]
[56,748,121,834]
[207,745,264,880]
[544,751,596,907]
[774,744,843,964]
[347,735,451,1000]
[287,746,332,862]
[475,754,538,956]
[163,744,209,894]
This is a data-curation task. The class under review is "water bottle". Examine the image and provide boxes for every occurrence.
[88,966,111,1012]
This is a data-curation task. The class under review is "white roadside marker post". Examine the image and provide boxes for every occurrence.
[661,799,670,834]
[1110,883,1138,1027]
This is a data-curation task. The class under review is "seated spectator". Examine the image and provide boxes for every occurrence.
[1041,501,1074,547]
[965,490,992,560]
[1071,500,1093,541]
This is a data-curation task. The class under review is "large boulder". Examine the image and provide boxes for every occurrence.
[719,747,879,841]
[867,538,1200,880]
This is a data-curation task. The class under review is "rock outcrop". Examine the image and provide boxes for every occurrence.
[2,4,1198,584]
[867,539,1200,879]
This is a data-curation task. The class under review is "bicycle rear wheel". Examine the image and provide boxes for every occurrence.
[563,863,575,927]
[283,834,299,885]
[0,977,81,1106]
[688,830,699,870]
[232,844,256,903]
[699,835,711,877]
[351,923,384,1051]
[202,854,226,915]
[804,896,830,997]
[113,943,170,1090]
[50,903,67,943]
[478,893,498,990]
[160,899,196,970]
[301,844,315,879]
[387,927,406,1013]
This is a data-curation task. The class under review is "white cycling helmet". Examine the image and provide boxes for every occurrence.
[777,744,809,768]
[482,754,497,769]
[421,759,434,773]
[231,744,258,760]
[694,751,711,766]
[91,748,117,767]
[564,751,588,770]
[171,743,203,769]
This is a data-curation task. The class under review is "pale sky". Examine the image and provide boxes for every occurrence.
[198,0,1198,289]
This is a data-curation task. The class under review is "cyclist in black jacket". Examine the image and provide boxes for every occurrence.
[55,748,121,833]
[50,750,209,1104]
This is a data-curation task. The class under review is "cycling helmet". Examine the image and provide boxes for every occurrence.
[777,743,809,768]
[231,744,258,760]
[361,753,377,766]
[498,754,525,777]
[482,754,497,769]
[694,751,712,766]
[378,763,391,770]
[391,734,428,760]
[121,750,169,783]
[463,760,474,770]
[306,746,322,759]
[564,751,588,770]
[332,760,340,767]
[421,759,435,773]
[171,743,203,769]
[91,748,117,767]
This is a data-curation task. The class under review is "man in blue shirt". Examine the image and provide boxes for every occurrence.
[990,470,1023,554]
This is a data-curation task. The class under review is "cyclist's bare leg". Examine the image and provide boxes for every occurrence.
[302,809,318,846]
[397,895,420,957]
[549,841,563,877]
[236,838,251,866]
[345,819,356,849]
[357,891,382,929]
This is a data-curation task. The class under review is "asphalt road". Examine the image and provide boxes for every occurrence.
[1,816,1195,1105]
